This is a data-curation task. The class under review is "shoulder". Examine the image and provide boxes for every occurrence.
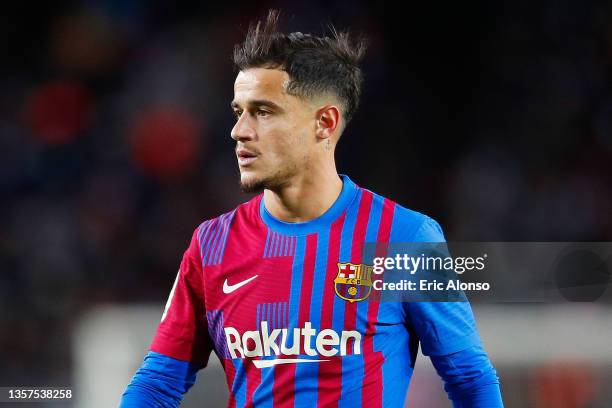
[361,187,445,243]
[191,193,262,248]
[390,202,445,243]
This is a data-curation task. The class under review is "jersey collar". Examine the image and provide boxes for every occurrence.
[259,174,358,235]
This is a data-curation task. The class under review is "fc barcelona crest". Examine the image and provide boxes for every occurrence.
[334,262,374,302]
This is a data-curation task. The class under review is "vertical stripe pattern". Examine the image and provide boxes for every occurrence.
[317,212,346,407]
[339,190,373,407]
[198,210,236,267]
[206,310,229,359]
[263,229,296,258]
[295,234,319,406]
[271,235,307,407]
[362,196,395,407]
[231,359,247,407]
[257,301,289,341]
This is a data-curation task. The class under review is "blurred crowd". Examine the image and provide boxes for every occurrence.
[0,0,611,399]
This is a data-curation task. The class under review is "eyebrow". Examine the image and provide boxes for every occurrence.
[230,99,284,112]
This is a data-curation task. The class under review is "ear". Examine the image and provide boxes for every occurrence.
[315,105,341,140]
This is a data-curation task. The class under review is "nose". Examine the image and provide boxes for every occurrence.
[231,113,256,142]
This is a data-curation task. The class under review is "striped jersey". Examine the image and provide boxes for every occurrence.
[151,175,481,408]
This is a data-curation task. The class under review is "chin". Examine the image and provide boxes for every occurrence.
[239,172,266,193]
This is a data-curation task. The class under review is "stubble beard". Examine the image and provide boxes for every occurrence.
[238,164,298,194]
[239,171,280,193]
[239,176,267,193]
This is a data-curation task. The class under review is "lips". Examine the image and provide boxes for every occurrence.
[236,148,258,166]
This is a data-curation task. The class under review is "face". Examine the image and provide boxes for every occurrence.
[231,68,316,193]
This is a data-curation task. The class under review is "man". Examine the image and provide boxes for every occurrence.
[120,10,503,408]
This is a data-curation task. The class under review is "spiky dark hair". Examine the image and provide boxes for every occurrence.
[233,10,367,125]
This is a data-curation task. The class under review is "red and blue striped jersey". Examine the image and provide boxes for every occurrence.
[151,175,482,408]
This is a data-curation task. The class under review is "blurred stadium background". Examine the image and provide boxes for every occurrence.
[1,1,611,407]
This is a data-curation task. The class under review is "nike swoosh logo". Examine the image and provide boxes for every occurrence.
[253,359,330,369]
[223,275,258,294]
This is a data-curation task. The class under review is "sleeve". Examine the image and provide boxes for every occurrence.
[402,216,503,406]
[150,226,214,365]
[430,345,503,407]
[119,351,202,407]
[403,216,482,356]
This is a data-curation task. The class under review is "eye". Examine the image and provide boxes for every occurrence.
[233,110,242,119]
[256,109,271,117]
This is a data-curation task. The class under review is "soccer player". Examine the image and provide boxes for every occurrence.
[120,10,503,408]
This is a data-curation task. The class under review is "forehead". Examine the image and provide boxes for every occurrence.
[233,68,290,103]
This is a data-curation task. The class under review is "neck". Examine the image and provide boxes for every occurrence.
[263,166,343,223]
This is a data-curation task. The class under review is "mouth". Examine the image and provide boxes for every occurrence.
[236,148,258,167]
